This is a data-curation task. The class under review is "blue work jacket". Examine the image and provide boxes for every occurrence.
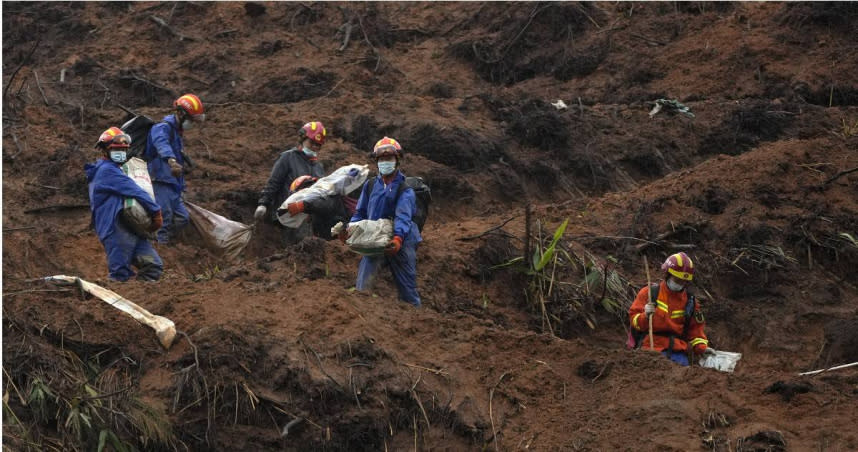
[350,171,422,245]
[85,158,161,241]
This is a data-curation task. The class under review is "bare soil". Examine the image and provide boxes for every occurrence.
[3,2,858,451]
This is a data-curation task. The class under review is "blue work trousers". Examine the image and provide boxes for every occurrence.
[153,182,188,244]
[356,243,421,307]
[102,222,163,281]
[663,350,690,366]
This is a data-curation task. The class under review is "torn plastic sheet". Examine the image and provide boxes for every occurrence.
[43,275,176,349]
[698,349,742,373]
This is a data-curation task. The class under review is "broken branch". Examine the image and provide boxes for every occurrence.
[4,38,40,100]
[824,166,858,185]
[457,216,518,241]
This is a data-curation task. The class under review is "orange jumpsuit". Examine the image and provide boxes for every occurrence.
[628,281,708,354]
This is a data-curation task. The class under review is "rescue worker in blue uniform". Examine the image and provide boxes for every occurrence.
[143,93,205,244]
[346,137,422,306]
[85,127,164,281]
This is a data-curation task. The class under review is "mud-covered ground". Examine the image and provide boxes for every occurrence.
[3,2,858,451]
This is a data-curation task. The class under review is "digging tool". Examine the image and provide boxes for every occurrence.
[643,255,655,350]
[42,275,176,349]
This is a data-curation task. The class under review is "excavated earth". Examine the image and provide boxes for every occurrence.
[3,2,858,451]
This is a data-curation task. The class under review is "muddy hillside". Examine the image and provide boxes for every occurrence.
[3,2,858,451]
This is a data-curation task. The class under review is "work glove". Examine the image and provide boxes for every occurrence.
[168,158,183,177]
[693,344,709,355]
[644,303,655,316]
[254,205,267,220]
[149,210,164,232]
[287,201,305,216]
[385,236,403,256]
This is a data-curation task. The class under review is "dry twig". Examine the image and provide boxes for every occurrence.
[150,14,196,41]
[457,216,518,241]
[4,38,40,100]
[33,70,49,105]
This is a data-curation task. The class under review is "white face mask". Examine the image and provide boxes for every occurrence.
[182,119,194,130]
[302,147,317,157]
[666,278,686,292]
[109,150,127,163]
[378,161,396,175]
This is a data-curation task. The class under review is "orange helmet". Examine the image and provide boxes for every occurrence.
[95,126,131,149]
[289,175,318,192]
[372,136,403,159]
[174,93,205,120]
[661,252,694,281]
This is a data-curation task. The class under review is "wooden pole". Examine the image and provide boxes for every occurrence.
[644,255,655,350]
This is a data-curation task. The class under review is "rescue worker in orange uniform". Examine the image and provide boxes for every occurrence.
[628,252,709,366]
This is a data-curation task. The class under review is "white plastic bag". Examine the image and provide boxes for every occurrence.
[699,349,742,373]
[120,157,157,239]
[186,201,253,261]
[278,164,369,228]
[345,219,393,255]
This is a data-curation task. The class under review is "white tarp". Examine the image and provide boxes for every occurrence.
[43,275,176,349]
[278,164,369,228]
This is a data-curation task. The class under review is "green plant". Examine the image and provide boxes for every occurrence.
[493,218,636,336]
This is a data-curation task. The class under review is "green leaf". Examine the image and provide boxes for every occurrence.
[490,256,524,270]
[584,268,601,290]
[98,430,108,452]
[550,219,569,246]
[534,219,569,271]
[535,247,555,271]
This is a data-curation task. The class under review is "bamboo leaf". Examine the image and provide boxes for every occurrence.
[535,247,556,271]
[98,430,108,452]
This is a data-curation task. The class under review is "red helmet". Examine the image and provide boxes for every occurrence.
[289,175,318,192]
[372,136,403,159]
[661,252,694,281]
[299,121,326,145]
[95,126,131,149]
[174,93,205,120]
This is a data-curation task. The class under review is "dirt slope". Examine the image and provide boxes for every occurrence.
[3,2,858,451]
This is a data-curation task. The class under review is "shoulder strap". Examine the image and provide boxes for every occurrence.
[682,295,696,337]
[648,283,660,304]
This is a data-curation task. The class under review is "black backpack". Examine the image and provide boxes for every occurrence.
[365,176,431,232]
[120,115,156,160]
[120,115,193,168]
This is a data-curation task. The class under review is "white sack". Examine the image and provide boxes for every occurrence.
[278,164,369,228]
[186,201,253,261]
[345,219,393,255]
[120,157,157,239]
